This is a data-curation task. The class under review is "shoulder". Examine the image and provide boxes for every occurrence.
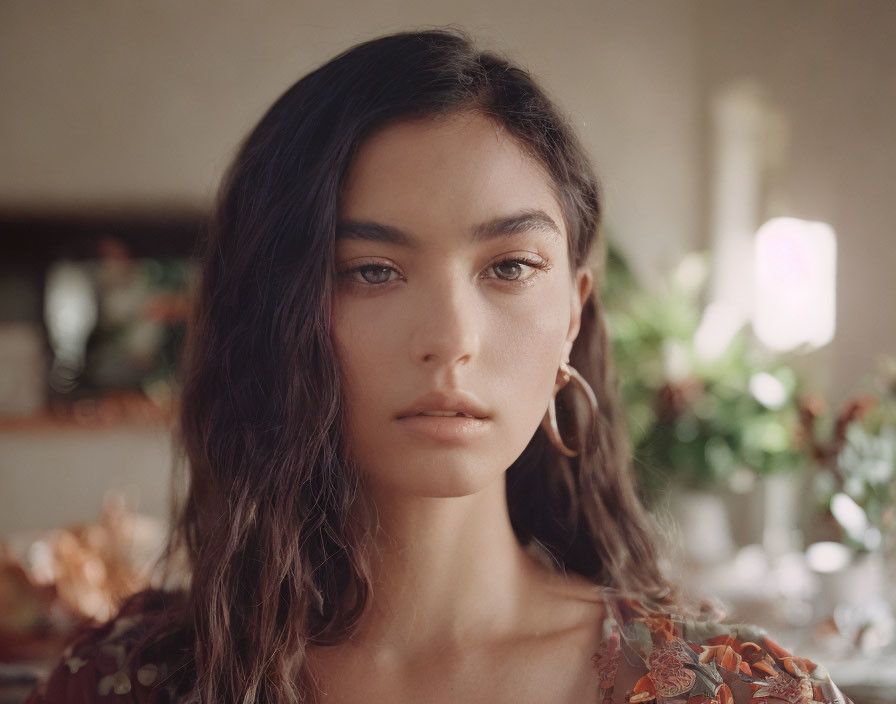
[591,593,855,704]
[25,589,188,704]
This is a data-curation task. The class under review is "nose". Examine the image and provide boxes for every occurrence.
[408,274,481,367]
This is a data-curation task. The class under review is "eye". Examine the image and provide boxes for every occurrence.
[486,255,552,284]
[337,254,553,291]
[339,263,401,286]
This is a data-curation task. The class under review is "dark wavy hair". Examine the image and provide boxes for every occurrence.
[132,26,679,704]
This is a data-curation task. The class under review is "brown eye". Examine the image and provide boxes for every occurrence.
[356,266,394,284]
[487,256,551,284]
[339,264,399,286]
[493,260,524,281]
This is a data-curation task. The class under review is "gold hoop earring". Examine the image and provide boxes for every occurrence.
[541,361,599,457]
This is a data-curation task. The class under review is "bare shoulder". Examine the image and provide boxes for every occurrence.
[526,553,608,644]
[502,561,610,703]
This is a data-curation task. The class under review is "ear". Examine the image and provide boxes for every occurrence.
[564,267,594,362]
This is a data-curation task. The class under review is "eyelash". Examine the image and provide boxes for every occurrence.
[338,255,552,290]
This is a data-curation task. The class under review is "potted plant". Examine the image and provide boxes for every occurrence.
[602,243,812,562]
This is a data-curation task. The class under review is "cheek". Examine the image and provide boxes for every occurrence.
[330,299,396,410]
[490,285,569,379]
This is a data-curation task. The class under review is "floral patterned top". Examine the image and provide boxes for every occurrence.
[26,593,854,703]
[595,596,854,704]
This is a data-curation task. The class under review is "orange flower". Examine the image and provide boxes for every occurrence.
[761,636,792,659]
[698,644,750,675]
[619,597,678,641]
[716,683,734,704]
[732,641,766,663]
[703,635,780,677]
[705,634,743,650]
[640,615,677,641]
[630,674,656,703]
[750,660,780,678]
[779,655,818,677]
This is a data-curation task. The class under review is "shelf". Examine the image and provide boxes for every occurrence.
[0,393,174,433]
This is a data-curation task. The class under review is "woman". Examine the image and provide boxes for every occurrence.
[28,28,852,704]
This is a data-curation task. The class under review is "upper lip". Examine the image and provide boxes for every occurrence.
[396,390,490,419]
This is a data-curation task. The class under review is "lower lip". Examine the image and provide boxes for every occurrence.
[394,415,490,441]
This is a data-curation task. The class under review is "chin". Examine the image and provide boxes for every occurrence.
[367,452,507,499]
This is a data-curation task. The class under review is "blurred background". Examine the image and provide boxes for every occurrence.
[1,1,894,701]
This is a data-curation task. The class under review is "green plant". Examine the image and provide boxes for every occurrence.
[601,242,809,502]
[801,357,896,551]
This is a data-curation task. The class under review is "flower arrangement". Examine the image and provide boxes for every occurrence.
[0,494,166,661]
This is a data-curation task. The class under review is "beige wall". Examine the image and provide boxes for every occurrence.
[697,0,896,405]
[1,1,894,534]
[0,426,174,536]
[0,0,702,284]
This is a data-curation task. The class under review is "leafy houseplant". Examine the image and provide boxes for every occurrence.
[799,358,896,552]
[601,242,809,503]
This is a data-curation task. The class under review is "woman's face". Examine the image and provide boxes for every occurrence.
[332,110,593,499]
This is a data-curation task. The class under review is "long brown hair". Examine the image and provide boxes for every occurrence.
[137,27,678,703]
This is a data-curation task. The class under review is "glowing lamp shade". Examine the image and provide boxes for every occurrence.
[753,217,836,351]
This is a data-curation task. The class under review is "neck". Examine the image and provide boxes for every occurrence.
[345,473,557,660]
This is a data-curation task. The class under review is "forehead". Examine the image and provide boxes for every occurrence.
[338,111,566,244]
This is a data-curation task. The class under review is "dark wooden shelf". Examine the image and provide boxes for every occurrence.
[0,393,174,433]
[0,209,207,264]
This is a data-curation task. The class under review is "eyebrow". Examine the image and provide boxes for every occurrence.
[335,209,563,247]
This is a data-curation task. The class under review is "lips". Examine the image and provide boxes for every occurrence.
[395,409,490,442]
[415,410,477,418]
[396,389,489,420]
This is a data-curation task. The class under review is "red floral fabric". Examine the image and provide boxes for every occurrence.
[24,611,177,704]
[597,596,855,704]
[26,594,854,703]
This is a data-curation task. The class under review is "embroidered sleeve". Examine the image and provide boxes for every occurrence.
[594,597,855,704]
[24,614,171,704]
